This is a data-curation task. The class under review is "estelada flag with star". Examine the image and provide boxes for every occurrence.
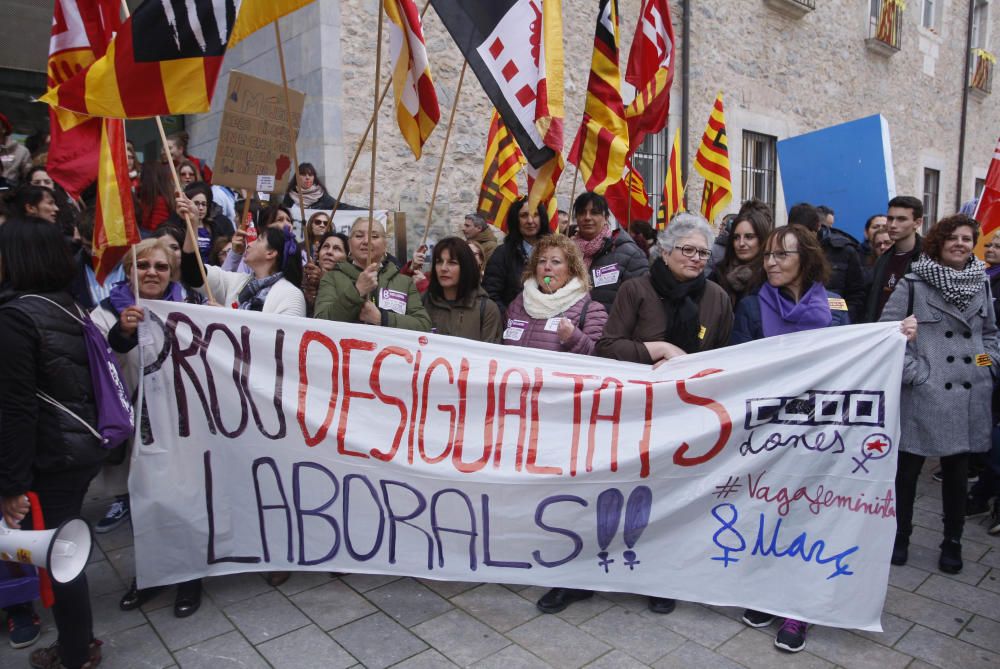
[974,136,1000,258]
[41,0,312,118]
[694,92,732,224]
[431,0,565,210]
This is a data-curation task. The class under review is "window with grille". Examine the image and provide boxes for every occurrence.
[923,168,940,231]
[632,128,671,213]
[741,131,777,219]
[972,0,990,49]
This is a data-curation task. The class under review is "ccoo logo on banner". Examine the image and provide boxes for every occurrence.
[130,302,905,631]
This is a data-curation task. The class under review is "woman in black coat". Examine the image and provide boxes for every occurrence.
[482,197,551,313]
[0,217,107,669]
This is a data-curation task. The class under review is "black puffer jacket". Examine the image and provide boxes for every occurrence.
[0,289,106,496]
[587,232,650,310]
[819,227,866,324]
[482,240,530,314]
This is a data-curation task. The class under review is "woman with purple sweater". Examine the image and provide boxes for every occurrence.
[500,235,607,354]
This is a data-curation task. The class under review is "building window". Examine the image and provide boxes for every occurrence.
[972,0,990,49]
[922,0,941,31]
[923,168,940,230]
[741,131,777,220]
[868,0,904,52]
[633,128,671,213]
[976,177,986,199]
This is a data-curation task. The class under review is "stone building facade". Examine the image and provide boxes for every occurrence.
[163,2,1000,240]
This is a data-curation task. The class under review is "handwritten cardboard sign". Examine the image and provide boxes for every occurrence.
[213,71,304,195]
[131,305,904,631]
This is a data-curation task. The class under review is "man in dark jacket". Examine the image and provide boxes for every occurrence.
[864,195,924,323]
[788,203,866,323]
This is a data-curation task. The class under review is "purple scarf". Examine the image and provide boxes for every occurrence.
[108,280,184,313]
[987,265,1000,279]
[758,281,832,337]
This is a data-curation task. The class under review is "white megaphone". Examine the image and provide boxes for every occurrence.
[0,518,93,584]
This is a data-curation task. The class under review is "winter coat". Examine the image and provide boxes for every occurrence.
[314,259,431,331]
[880,274,999,457]
[423,287,503,343]
[820,227,866,324]
[730,289,851,345]
[1,137,31,186]
[864,235,923,323]
[180,252,306,316]
[282,190,337,212]
[585,231,650,310]
[596,275,733,363]
[0,290,107,496]
[482,240,530,313]
[472,226,500,265]
[501,292,608,355]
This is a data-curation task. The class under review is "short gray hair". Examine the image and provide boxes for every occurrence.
[657,212,715,251]
[465,213,488,231]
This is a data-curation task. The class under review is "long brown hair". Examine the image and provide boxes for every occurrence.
[765,224,830,287]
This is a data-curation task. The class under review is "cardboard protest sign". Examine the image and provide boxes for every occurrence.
[131,304,904,631]
[213,71,304,195]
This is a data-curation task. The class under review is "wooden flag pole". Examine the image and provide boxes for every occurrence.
[274,21,308,227]
[154,116,216,303]
[332,0,432,220]
[367,1,385,267]
[568,164,581,216]
[421,60,467,248]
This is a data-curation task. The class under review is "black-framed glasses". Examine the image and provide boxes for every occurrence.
[675,245,711,260]
[763,251,800,262]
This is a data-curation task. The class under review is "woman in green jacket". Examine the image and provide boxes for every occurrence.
[423,237,502,343]
[314,217,431,331]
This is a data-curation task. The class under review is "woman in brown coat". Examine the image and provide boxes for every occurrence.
[423,237,502,343]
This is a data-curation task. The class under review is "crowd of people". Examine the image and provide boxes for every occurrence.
[1,129,999,666]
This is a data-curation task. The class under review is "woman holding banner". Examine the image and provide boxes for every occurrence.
[500,235,606,354]
[0,218,106,668]
[313,218,430,330]
[483,197,552,314]
[880,213,995,574]
[423,237,503,343]
[302,231,349,314]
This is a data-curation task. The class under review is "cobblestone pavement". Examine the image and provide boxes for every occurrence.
[2,470,998,669]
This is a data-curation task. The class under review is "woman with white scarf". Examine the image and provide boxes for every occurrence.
[500,235,607,354]
[281,162,336,211]
[881,213,998,575]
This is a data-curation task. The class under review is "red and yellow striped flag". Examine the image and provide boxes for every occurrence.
[567,0,629,196]
[605,160,652,224]
[527,0,566,213]
[384,0,440,159]
[694,93,732,224]
[94,119,140,283]
[657,127,684,230]
[477,110,525,231]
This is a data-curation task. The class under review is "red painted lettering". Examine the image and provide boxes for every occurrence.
[674,368,730,467]
[336,338,377,459]
[296,331,339,447]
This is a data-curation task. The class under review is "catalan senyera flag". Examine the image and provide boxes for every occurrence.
[430,0,565,211]
[228,0,314,46]
[94,118,141,283]
[41,0,246,117]
[694,93,732,224]
[605,160,652,225]
[384,0,440,159]
[973,137,1000,258]
[477,110,525,231]
[624,0,675,149]
[656,127,684,230]
[45,0,120,199]
[568,0,629,196]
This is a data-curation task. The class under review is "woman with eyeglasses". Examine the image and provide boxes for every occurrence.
[467,240,487,275]
[709,203,773,308]
[304,211,332,260]
[89,238,207,620]
[313,218,430,331]
[596,212,733,366]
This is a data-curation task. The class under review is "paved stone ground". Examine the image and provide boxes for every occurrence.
[2,467,998,669]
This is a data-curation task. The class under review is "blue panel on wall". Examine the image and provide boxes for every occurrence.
[776,114,895,242]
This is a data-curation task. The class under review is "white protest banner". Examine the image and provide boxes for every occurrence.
[131,302,904,631]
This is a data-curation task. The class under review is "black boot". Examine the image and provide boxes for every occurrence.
[891,534,909,566]
[120,578,164,611]
[174,579,203,618]
[536,587,593,614]
[938,538,963,574]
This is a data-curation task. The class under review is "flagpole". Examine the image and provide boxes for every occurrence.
[421,60,467,248]
[154,116,216,303]
[274,21,308,228]
[331,0,432,221]
[367,0,385,267]
[568,164,580,217]
[118,0,213,302]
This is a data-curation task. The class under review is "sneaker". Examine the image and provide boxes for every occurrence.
[966,496,992,518]
[741,609,775,628]
[774,618,808,653]
[95,496,130,534]
[990,500,1000,535]
[29,638,102,669]
[6,604,41,649]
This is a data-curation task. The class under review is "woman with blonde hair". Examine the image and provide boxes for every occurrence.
[500,234,607,354]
